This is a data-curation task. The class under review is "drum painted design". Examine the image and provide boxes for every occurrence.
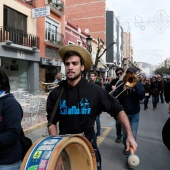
[20,135,97,170]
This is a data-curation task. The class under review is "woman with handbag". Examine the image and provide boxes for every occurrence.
[0,67,23,170]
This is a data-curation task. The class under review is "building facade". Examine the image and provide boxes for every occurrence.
[0,0,40,92]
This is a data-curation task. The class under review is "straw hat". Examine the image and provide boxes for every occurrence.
[58,44,93,71]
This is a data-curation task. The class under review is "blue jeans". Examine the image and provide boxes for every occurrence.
[122,113,140,146]
[0,161,21,170]
[152,95,159,108]
[115,119,122,138]
[96,115,101,135]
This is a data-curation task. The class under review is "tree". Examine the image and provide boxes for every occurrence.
[93,38,116,73]
[154,66,170,75]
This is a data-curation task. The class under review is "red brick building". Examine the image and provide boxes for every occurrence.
[65,0,106,42]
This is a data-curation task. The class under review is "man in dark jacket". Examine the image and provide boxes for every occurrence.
[106,67,124,143]
[0,67,23,169]
[47,44,138,170]
[113,68,145,168]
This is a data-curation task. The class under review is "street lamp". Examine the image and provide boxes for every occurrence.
[86,35,92,53]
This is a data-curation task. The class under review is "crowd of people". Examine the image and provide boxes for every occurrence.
[1,44,169,170]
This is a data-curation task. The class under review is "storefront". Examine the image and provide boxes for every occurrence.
[0,42,40,93]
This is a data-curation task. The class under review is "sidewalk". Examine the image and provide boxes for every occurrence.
[22,114,47,135]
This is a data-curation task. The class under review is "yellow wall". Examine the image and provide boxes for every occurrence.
[0,0,36,35]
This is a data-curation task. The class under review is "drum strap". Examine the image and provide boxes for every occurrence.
[47,87,63,127]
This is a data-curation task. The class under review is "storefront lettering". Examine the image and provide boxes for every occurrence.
[17,50,25,59]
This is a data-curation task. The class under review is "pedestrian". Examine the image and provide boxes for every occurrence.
[46,44,137,170]
[89,72,102,137]
[150,76,159,110]
[53,72,62,83]
[162,117,170,150]
[113,67,145,169]
[0,67,23,170]
[107,67,124,143]
[143,78,150,110]
[157,74,164,103]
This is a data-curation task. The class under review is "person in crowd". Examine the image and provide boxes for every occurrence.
[105,76,114,92]
[162,117,170,150]
[46,44,137,170]
[89,72,102,137]
[106,67,124,143]
[0,67,23,170]
[143,78,151,110]
[113,67,145,168]
[157,74,164,103]
[53,72,62,83]
[150,76,159,110]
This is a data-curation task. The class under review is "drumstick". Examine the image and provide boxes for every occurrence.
[128,146,140,167]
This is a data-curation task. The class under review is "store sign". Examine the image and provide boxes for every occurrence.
[32,6,50,18]
[40,58,61,66]
[17,50,25,59]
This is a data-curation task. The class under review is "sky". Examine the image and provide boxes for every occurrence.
[106,0,170,66]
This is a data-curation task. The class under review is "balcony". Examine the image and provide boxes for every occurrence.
[48,0,65,17]
[0,26,40,50]
[45,28,64,48]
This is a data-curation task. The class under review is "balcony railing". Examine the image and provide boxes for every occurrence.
[49,0,65,16]
[49,0,64,11]
[45,28,64,46]
[0,26,40,49]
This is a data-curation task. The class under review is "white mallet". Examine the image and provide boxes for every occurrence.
[128,147,140,167]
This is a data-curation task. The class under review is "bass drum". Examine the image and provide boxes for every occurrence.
[20,134,97,170]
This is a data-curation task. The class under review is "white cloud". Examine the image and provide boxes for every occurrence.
[106,0,170,65]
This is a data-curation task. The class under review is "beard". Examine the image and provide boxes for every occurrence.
[67,71,82,81]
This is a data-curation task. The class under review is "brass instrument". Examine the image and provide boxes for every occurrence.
[41,81,58,90]
[114,73,138,98]
[109,72,142,98]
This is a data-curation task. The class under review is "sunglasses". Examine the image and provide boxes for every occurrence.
[116,72,123,75]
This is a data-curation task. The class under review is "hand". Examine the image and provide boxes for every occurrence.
[111,85,116,91]
[125,135,138,153]
[123,85,129,91]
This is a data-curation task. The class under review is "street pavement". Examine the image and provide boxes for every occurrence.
[24,99,170,170]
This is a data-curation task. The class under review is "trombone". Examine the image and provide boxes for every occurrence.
[109,72,142,98]
[41,81,59,90]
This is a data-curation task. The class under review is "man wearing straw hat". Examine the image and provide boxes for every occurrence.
[46,44,137,170]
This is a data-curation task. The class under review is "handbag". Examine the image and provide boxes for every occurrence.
[20,128,32,160]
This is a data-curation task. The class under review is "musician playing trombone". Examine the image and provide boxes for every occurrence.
[113,67,145,169]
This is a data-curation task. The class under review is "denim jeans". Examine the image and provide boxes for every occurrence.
[0,161,22,170]
[158,93,164,103]
[144,96,149,108]
[115,119,122,138]
[122,113,140,146]
[96,115,101,135]
[152,95,158,108]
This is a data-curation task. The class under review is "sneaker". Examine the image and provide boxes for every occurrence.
[126,160,134,169]
[96,133,100,137]
[116,137,121,143]
[123,148,129,155]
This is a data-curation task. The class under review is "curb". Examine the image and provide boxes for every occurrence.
[24,121,48,135]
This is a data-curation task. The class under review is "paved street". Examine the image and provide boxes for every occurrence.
[25,99,170,170]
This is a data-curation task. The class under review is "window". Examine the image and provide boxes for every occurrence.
[4,6,27,32]
[45,18,59,43]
